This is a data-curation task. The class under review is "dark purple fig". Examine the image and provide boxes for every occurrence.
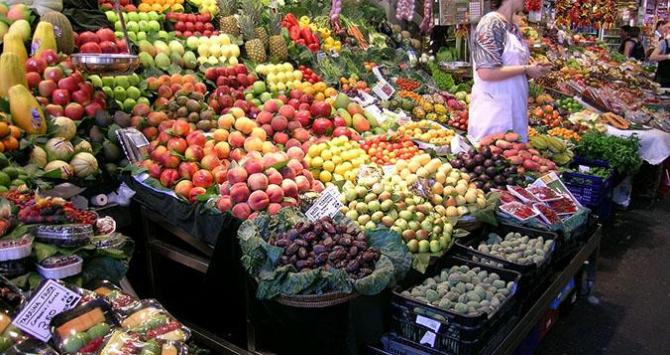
[298,247,308,259]
[295,239,308,247]
[346,260,360,273]
[313,244,326,254]
[285,243,299,256]
[349,246,359,257]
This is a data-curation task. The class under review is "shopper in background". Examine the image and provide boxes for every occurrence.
[621,26,646,61]
[646,21,666,57]
[468,0,551,142]
[619,24,631,54]
[649,21,670,87]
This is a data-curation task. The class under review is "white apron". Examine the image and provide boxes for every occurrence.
[469,27,530,142]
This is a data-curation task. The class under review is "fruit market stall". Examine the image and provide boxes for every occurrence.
[0,0,662,354]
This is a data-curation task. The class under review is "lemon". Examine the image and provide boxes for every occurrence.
[319,170,332,183]
[320,149,332,160]
[308,144,321,157]
[311,156,323,168]
[331,155,342,164]
[323,160,335,172]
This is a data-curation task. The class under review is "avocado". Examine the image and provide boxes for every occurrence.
[89,126,105,144]
[113,111,132,128]
[95,110,113,127]
[107,124,121,144]
[102,141,122,162]
[104,163,118,176]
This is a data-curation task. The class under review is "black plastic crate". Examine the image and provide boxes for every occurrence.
[390,257,521,354]
[452,224,559,296]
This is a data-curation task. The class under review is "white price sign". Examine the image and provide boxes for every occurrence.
[416,315,441,332]
[305,185,344,221]
[13,280,81,342]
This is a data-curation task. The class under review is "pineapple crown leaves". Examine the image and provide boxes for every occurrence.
[239,0,263,25]
[218,0,238,17]
[238,14,257,41]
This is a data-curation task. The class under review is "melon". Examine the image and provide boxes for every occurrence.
[29,146,48,168]
[44,137,74,162]
[70,152,98,178]
[43,160,73,179]
[73,139,93,153]
[51,116,76,140]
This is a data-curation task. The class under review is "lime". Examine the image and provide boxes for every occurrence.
[3,166,18,179]
[0,172,10,186]
[10,179,25,187]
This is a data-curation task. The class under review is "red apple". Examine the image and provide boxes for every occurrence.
[58,77,79,92]
[85,102,103,117]
[96,28,116,42]
[71,90,90,105]
[38,80,58,98]
[51,89,71,106]
[45,104,64,117]
[311,118,333,136]
[25,57,47,74]
[26,72,42,89]
[64,102,85,120]
[77,31,99,44]
[44,66,64,82]
[80,42,101,53]
[39,50,59,65]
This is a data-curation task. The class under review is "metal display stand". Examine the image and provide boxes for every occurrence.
[489,225,602,355]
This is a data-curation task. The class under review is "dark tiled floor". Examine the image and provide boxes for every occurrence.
[538,198,670,355]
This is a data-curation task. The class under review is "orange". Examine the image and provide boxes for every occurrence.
[138,3,151,11]
[9,126,20,139]
[0,142,5,153]
[0,122,9,138]
[151,3,162,11]
[314,92,325,102]
[170,73,182,84]
[3,137,18,151]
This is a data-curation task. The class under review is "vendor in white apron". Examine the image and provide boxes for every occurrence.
[468,0,551,143]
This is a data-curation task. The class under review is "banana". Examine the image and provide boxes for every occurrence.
[530,136,548,150]
[546,136,565,153]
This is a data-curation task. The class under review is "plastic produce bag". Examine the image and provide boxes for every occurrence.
[7,0,62,16]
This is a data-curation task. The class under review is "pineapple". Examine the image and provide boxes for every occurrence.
[240,14,266,63]
[268,11,287,61]
[218,0,239,37]
[240,0,267,48]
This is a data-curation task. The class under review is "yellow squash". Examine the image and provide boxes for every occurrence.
[31,21,57,57]
[0,52,27,97]
[3,32,27,64]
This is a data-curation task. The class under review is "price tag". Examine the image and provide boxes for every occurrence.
[12,280,81,342]
[578,165,591,173]
[305,185,344,221]
[372,81,395,101]
[363,104,385,124]
[419,330,437,347]
[382,165,395,176]
[416,315,441,332]
[451,134,472,154]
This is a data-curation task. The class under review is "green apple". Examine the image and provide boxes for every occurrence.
[136,31,147,41]
[114,22,122,32]
[169,41,184,56]
[113,86,127,101]
[126,87,141,100]
[128,74,140,86]
[138,20,148,32]
[138,52,155,67]
[153,40,169,55]
[429,240,441,253]
[102,86,114,98]
[418,240,430,253]
[407,239,419,253]
[196,56,208,65]
[114,31,123,39]
[126,21,139,33]
[148,20,160,33]
[88,75,103,88]
[259,92,272,103]
[101,76,115,88]
[121,13,129,21]
[127,32,137,42]
[206,56,218,66]
[123,98,136,112]
[252,81,266,95]
[105,11,117,23]
[138,12,149,21]
[245,93,254,101]
[154,53,170,69]
[251,98,261,107]
[115,76,130,89]
[186,36,199,50]
[183,51,197,69]
[157,30,169,40]
[127,12,139,22]
[147,11,159,21]
[138,97,150,105]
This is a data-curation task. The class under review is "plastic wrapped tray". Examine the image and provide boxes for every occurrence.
[0,235,33,262]
[37,255,83,279]
[98,330,189,355]
[0,259,27,279]
[90,280,141,313]
[50,299,118,354]
[119,299,191,342]
[35,224,93,247]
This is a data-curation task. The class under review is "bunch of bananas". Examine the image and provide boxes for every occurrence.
[529,134,574,166]
[411,94,449,123]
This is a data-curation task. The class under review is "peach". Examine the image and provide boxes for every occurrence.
[256,111,273,125]
[278,105,296,120]
[295,175,310,193]
[273,132,289,145]
[167,137,188,154]
[217,196,233,212]
[246,151,263,161]
[230,148,246,161]
[243,158,264,175]
[280,166,296,180]
[232,202,251,219]
[228,131,245,148]
[312,180,325,193]
[227,167,248,184]
[189,187,207,202]
[287,159,303,174]
[161,152,181,169]
[212,128,229,142]
[248,173,269,191]
[192,169,214,188]
[285,138,301,149]
[218,114,235,129]
[301,170,314,184]
[262,154,279,169]
[234,117,256,135]
[220,181,231,194]
[266,168,283,185]
[281,198,298,207]
[151,145,168,162]
[248,212,259,220]
[263,99,280,113]
[211,165,228,184]
[174,180,193,198]
[261,123,274,138]
[230,182,251,204]
[271,116,288,132]
[244,136,263,152]
[179,162,198,180]
[248,190,270,211]
[262,141,276,153]
[266,184,284,203]
[251,126,267,140]
[282,179,299,198]
[214,141,230,159]
[267,203,282,215]
[200,154,221,170]
[184,145,204,162]
[229,107,245,118]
